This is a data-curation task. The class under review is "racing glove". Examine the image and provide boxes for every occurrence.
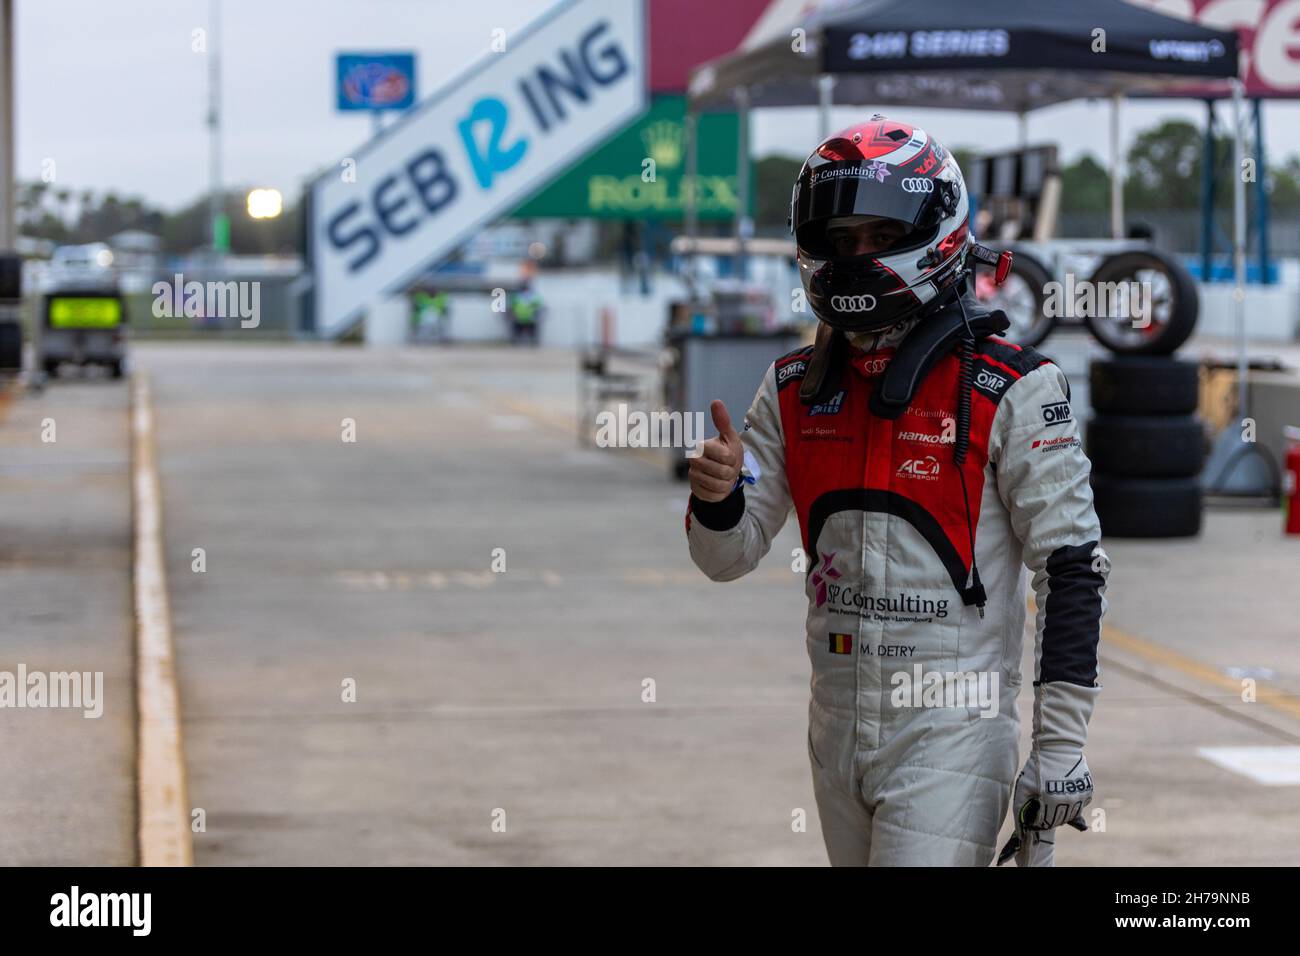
[1005,682,1099,864]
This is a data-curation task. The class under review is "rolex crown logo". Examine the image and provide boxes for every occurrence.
[640,120,684,170]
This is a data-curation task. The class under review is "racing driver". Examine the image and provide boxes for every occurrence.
[684,116,1108,866]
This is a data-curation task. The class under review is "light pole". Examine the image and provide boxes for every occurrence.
[208,0,227,256]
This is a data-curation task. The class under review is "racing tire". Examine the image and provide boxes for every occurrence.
[108,359,124,379]
[978,248,1056,349]
[1083,249,1198,355]
[1089,356,1199,416]
[1090,475,1202,538]
[1085,415,1205,478]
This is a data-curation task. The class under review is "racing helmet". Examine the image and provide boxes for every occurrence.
[790,115,971,333]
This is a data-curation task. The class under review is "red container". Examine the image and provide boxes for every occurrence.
[1285,427,1300,535]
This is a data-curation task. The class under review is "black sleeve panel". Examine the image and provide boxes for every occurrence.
[1041,540,1105,686]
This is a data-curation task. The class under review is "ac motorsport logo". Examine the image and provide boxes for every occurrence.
[897,456,940,480]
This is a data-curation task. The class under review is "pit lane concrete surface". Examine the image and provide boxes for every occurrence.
[3,339,1298,865]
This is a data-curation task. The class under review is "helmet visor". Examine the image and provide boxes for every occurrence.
[793,164,955,258]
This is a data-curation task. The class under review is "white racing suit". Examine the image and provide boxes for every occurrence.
[685,331,1107,866]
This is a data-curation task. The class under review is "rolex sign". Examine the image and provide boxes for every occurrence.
[512,94,745,220]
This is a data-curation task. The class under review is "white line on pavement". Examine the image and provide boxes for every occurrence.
[131,372,193,866]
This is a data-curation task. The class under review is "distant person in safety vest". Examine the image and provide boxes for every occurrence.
[508,285,544,346]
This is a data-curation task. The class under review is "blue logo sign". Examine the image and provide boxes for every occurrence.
[336,53,416,111]
[457,97,529,189]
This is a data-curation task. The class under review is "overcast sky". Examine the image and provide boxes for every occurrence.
[13,0,1300,211]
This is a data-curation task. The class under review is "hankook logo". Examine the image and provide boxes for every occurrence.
[831,294,877,312]
[898,430,948,445]
[901,177,934,194]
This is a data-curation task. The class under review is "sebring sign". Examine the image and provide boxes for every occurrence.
[310,0,645,337]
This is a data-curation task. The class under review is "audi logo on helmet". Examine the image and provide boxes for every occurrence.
[831,294,877,312]
[901,178,934,194]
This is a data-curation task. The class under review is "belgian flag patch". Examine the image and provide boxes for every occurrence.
[828,633,853,655]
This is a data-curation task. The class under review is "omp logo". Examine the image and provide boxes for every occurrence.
[809,390,845,416]
[777,360,807,384]
[897,456,940,480]
[898,430,948,445]
[975,369,1008,394]
[901,177,933,193]
[831,294,877,312]
[1041,401,1072,426]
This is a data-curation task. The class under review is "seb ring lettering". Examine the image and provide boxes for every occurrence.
[901,178,934,193]
[831,294,877,312]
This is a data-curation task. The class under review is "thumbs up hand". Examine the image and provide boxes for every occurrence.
[689,400,745,503]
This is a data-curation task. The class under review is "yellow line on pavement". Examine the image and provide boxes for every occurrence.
[1103,622,1300,723]
[131,371,193,866]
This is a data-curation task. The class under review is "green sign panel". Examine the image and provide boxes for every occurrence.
[513,95,745,220]
[49,296,123,329]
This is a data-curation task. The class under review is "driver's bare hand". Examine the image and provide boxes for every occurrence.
[689,400,744,502]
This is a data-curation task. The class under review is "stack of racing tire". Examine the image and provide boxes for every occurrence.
[1087,355,1204,537]
[982,246,1205,537]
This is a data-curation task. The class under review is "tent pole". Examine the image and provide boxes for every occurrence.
[1231,78,1247,423]
[683,110,699,290]
[1253,97,1270,284]
[817,74,835,139]
[1109,92,1123,239]
[1200,99,1215,282]
[734,86,751,282]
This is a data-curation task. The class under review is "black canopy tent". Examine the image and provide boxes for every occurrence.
[685,0,1240,246]
[687,0,1238,114]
